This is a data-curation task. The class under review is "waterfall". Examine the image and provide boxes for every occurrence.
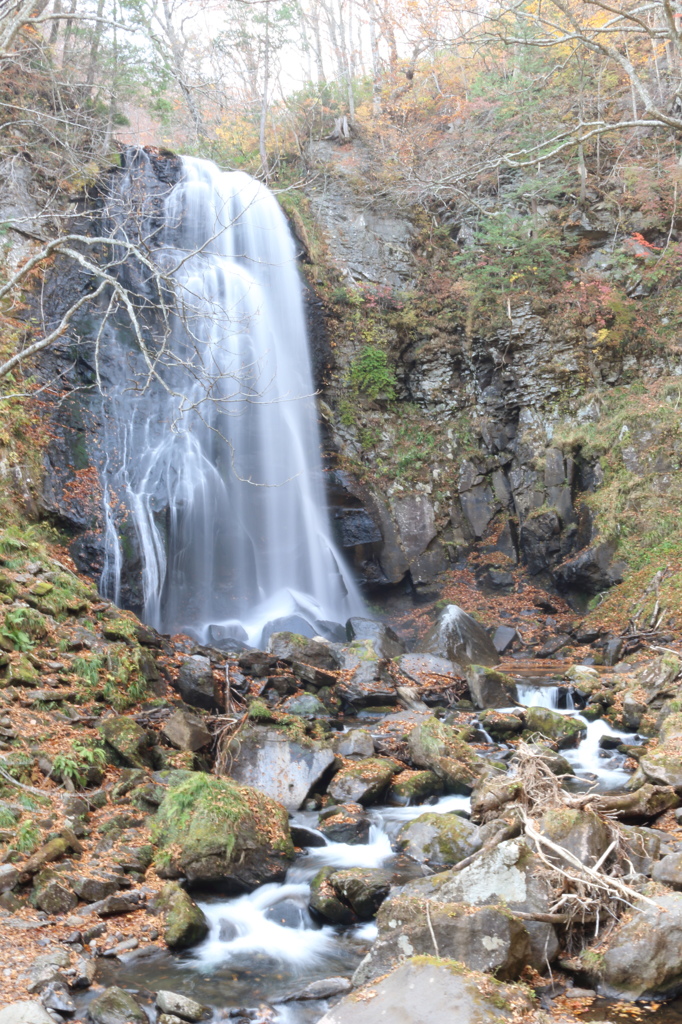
[97,151,362,646]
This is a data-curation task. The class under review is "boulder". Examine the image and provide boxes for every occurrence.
[354,895,532,986]
[637,653,680,698]
[280,693,329,717]
[0,864,18,893]
[552,540,625,595]
[327,867,391,918]
[154,881,209,949]
[335,661,398,708]
[0,1003,56,1024]
[538,807,611,865]
[327,757,397,805]
[396,653,458,687]
[153,772,294,888]
[318,803,370,845]
[225,722,335,811]
[72,875,120,902]
[524,706,586,748]
[617,824,661,876]
[32,870,78,915]
[346,618,407,658]
[493,626,518,654]
[282,977,352,1002]
[478,710,525,741]
[407,716,485,793]
[88,987,147,1024]
[388,769,442,804]
[309,868,354,924]
[319,958,534,1024]
[396,812,481,868]
[598,893,682,999]
[173,655,218,711]
[640,750,682,791]
[267,632,341,670]
[161,710,212,752]
[652,852,682,889]
[334,728,375,758]
[155,992,205,1022]
[466,666,518,709]
[418,605,499,669]
[99,717,150,768]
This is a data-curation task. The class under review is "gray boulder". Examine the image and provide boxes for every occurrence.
[225,722,335,810]
[0,1003,56,1024]
[538,807,611,865]
[320,958,533,1024]
[524,706,586,748]
[599,893,682,999]
[161,710,212,751]
[346,618,407,658]
[652,852,682,888]
[267,631,341,670]
[417,605,499,669]
[396,653,457,686]
[88,987,147,1024]
[396,812,481,869]
[407,716,485,793]
[155,992,205,1022]
[173,655,218,711]
[327,758,397,805]
[334,728,375,758]
[466,665,518,709]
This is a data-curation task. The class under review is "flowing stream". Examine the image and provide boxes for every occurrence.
[97,152,362,646]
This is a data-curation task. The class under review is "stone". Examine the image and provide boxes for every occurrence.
[617,824,660,876]
[0,1003,56,1024]
[161,710,212,752]
[153,772,294,888]
[87,986,147,1024]
[493,626,518,654]
[280,693,329,717]
[354,896,532,986]
[345,618,407,658]
[407,715,485,793]
[478,710,525,740]
[173,655,218,711]
[71,955,96,989]
[33,870,78,915]
[652,852,682,889]
[328,867,391,918]
[333,728,375,758]
[283,977,352,1001]
[396,653,458,686]
[99,716,150,768]
[335,660,398,708]
[72,875,120,902]
[41,981,76,1016]
[388,769,442,804]
[538,807,611,865]
[309,868,354,924]
[553,540,625,595]
[0,864,18,892]
[418,605,499,670]
[155,991,206,1022]
[327,757,397,805]
[267,632,341,670]
[155,881,209,949]
[640,751,682,791]
[524,706,586,748]
[466,665,518,709]
[637,653,680,697]
[599,893,682,1000]
[319,958,533,1024]
[396,812,481,868]
[225,723,335,811]
[318,804,370,845]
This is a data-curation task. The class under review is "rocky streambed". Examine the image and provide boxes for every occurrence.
[4,584,682,1024]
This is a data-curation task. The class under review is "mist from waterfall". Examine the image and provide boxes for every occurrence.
[98,151,363,646]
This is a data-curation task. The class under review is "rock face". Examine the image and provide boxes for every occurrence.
[418,605,500,670]
[396,812,482,868]
[225,723,335,811]
[153,772,294,889]
[598,893,682,1000]
[407,716,484,793]
[319,958,533,1024]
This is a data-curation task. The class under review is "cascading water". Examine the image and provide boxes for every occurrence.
[97,151,363,645]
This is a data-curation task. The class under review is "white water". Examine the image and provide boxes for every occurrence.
[517,682,560,708]
[98,151,362,645]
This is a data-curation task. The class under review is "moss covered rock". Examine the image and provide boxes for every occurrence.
[328,867,391,918]
[407,716,485,793]
[88,987,147,1024]
[327,757,397,805]
[154,881,209,949]
[100,716,150,768]
[523,707,586,749]
[396,812,482,868]
[310,867,355,924]
[388,769,442,804]
[153,772,294,889]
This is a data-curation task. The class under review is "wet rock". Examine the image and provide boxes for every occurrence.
[493,626,518,654]
[267,632,341,670]
[264,896,308,928]
[0,1003,56,1024]
[283,977,352,1001]
[327,757,397,805]
[538,807,612,864]
[418,605,499,670]
[388,769,442,804]
[99,716,150,768]
[598,893,682,999]
[333,728,375,758]
[328,867,391,918]
[466,666,518,709]
[354,896,532,986]
[87,986,147,1024]
[41,981,76,1016]
[407,716,485,793]
[478,710,524,740]
[345,618,407,658]
[153,881,209,949]
[155,992,206,1022]
[225,723,335,811]
[319,958,533,1024]
[317,803,370,845]
[290,824,327,848]
[161,710,212,752]
[309,868,354,924]
[396,812,481,868]
[524,706,586,748]
[153,772,294,888]
[173,655,219,711]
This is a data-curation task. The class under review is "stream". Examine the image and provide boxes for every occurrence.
[75,677,654,1023]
